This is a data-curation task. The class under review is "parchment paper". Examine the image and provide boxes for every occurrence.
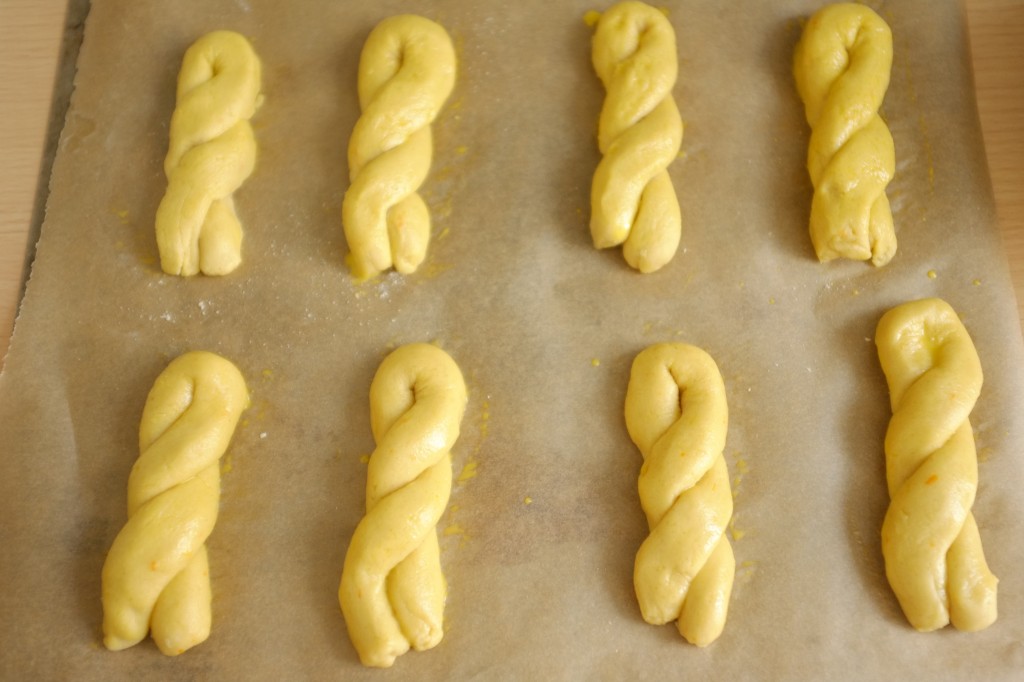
[2,0,1023,679]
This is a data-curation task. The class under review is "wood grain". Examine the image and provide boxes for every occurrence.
[968,0,1024,326]
[0,0,67,365]
[0,0,1022,367]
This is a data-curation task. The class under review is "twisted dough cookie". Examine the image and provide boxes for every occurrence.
[102,351,248,655]
[342,16,456,281]
[591,2,683,274]
[340,344,467,668]
[876,298,998,632]
[155,31,262,276]
[624,343,734,646]
[794,3,896,266]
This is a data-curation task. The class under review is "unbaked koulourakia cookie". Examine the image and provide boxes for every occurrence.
[342,16,456,281]
[794,3,896,266]
[876,298,998,632]
[155,31,262,276]
[590,2,683,273]
[339,344,467,667]
[624,343,734,646]
[102,351,248,655]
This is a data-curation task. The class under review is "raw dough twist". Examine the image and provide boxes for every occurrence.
[155,31,262,276]
[342,15,456,281]
[624,343,734,646]
[340,344,467,668]
[794,3,896,266]
[591,2,683,273]
[876,298,998,632]
[102,351,248,655]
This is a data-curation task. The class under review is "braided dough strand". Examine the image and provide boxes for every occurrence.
[625,343,734,646]
[340,344,467,668]
[591,2,683,273]
[876,298,998,632]
[794,3,896,266]
[102,351,248,655]
[343,16,456,281]
[156,31,261,277]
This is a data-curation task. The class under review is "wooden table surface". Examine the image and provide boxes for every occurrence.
[1,1,1022,368]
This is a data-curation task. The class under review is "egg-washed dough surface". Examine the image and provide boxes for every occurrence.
[1,1,1023,679]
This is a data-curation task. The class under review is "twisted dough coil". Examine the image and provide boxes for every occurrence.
[794,3,896,266]
[591,2,683,274]
[342,15,456,281]
[102,351,248,655]
[876,298,998,632]
[155,30,262,277]
[624,343,734,646]
[340,343,467,668]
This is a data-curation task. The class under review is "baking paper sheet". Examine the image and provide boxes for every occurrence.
[2,0,1023,678]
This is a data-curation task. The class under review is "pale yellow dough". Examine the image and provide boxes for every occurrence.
[590,2,683,274]
[101,351,248,655]
[155,30,262,276]
[342,16,456,281]
[794,3,896,266]
[876,298,998,632]
[624,343,734,646]
[339,343,467,668]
